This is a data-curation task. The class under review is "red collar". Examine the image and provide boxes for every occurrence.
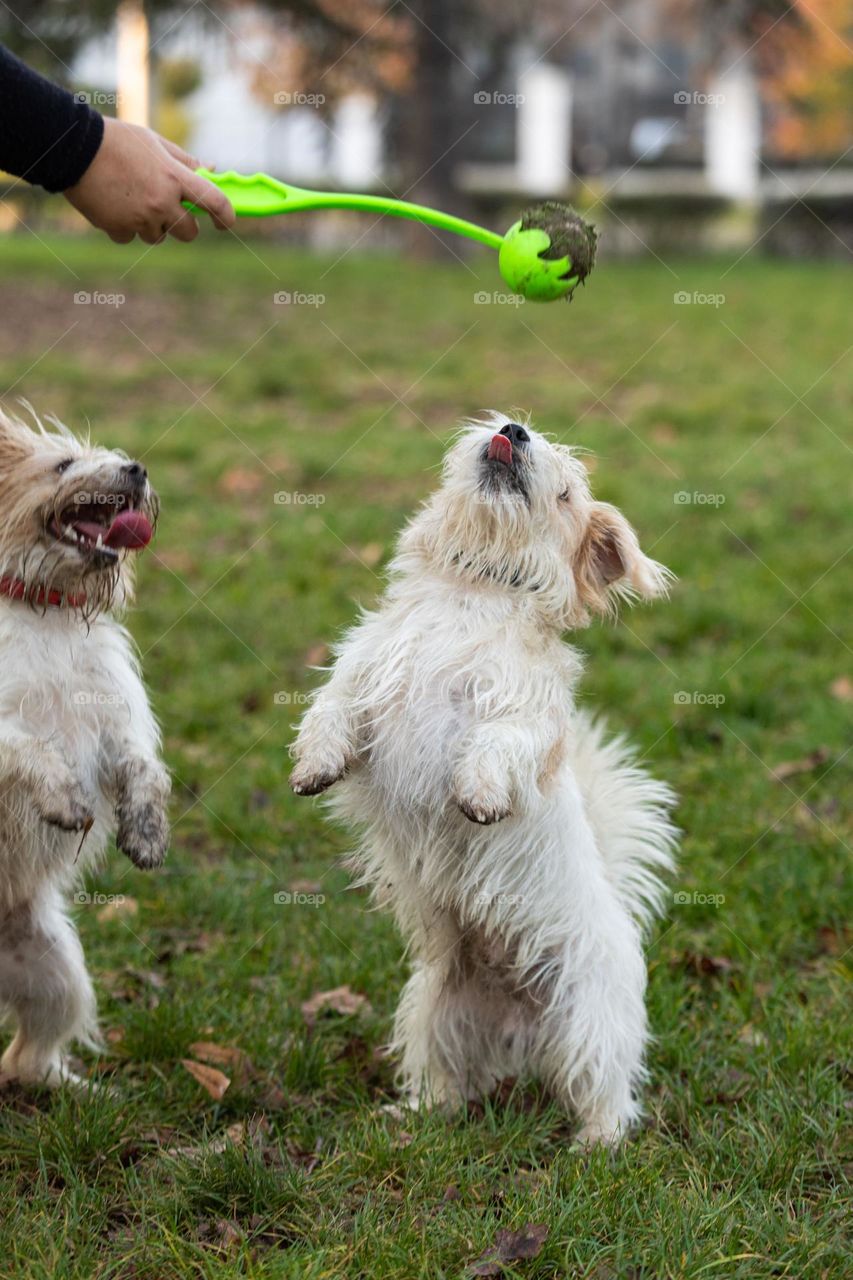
[0,576,87,609]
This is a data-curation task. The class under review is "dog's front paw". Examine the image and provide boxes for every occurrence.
[116,800,169,870]
[290,758,348,796]
[456,792,512,826]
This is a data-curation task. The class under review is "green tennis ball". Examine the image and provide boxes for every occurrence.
[499,202,598,302]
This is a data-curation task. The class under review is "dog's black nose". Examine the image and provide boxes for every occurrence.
[499,423,530,447]
[124,462,147,482]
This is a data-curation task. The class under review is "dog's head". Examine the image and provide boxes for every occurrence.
[398,412,671,627]
[0,407,158,617]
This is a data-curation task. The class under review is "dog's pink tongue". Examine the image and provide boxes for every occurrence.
[488,433,513,465]
[104,510,153,550]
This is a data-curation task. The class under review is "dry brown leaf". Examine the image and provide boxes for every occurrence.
[770,747,830,781]
[471,1223,549,1276]
[830,675,853,702]
[301,984,371,1026]
[96,896,138,923]
[359,542,383,566]
[737,1022,767,1047]
[181,1058,231,1100]
[290,878,323,894]
[218,467,265,497]
[681,951,736,978]
[188,1040,252,1085]
[816,924,850,955]
[156,929,223,962]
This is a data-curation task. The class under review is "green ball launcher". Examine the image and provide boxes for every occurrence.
[187,170,597,302]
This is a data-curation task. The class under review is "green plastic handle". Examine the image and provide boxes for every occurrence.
[186,168,505,252]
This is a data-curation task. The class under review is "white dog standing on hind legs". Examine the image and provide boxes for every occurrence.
[291,412,678,1146]
[0,407,169,1089]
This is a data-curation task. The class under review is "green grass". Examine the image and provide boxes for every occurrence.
[0,231,849,1278]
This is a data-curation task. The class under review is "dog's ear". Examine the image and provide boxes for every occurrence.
[574,502,671,616]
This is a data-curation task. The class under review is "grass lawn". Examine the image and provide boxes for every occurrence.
[0,230,849,1279]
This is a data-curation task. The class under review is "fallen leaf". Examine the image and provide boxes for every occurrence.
[218,467,265,497]
[359,542,383,566]
[830,675,853,702]
[681,951,736,978]
[471,1223,549,1275]
[301,984,371,1026]
[156,929,223,962]
[181,1058,230,1100]
[737,1022,767,1048]
[770,748,830,781]
[195,1216,243,1252]
[651,423,678,444]
[188,1041,253,1085]
[96,896,138,923]
[709,1067,751,1103]
[816,924,850,955]
[291,878,323,894]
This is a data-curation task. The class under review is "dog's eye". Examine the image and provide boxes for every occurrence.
[558,489,571,503]
[55,458,73,474]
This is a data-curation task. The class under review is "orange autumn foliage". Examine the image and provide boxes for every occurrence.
[760,0,853,158]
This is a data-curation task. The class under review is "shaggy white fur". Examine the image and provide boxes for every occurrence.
[0,408,168,1088]
[291,413,678,1145]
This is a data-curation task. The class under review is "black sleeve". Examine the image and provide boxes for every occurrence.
[0,44,104,192]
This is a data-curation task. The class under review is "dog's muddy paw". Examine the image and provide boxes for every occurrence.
[457,796,512,826]
[290,762,346,796]
[37,787,96,834]
[116,801,169,870]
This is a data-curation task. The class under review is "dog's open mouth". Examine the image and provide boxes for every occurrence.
[49,494,153,563]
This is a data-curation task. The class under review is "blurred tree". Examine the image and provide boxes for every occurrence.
[759,0,853,159]
[665,0,853,161]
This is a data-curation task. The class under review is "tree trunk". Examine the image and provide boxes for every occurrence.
[402,0,470,254]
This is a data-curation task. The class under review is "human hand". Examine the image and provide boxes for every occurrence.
[63,117,236,245]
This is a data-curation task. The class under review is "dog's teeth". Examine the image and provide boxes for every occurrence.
[96,533,103,550]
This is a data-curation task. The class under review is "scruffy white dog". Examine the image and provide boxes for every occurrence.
[0,407,169,1088]
[291,413,677,1145]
